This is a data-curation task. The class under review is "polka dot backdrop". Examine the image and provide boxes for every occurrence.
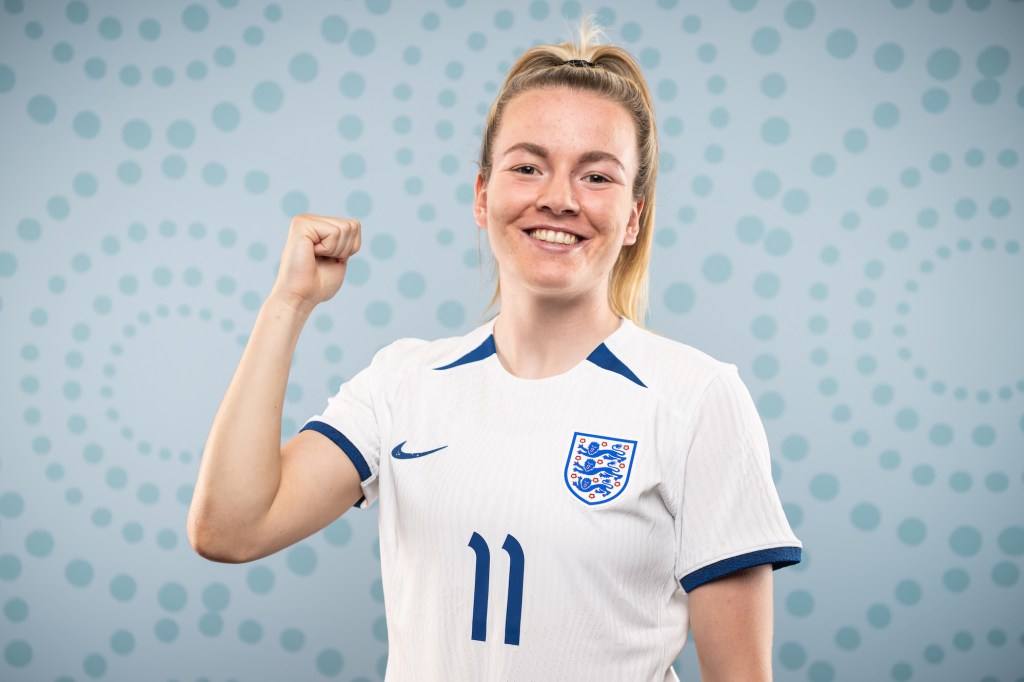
[1,0,1022,680]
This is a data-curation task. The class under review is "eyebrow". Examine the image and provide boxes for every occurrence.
[502,142,626,174]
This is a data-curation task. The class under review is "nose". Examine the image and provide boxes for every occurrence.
[536,174,579,216]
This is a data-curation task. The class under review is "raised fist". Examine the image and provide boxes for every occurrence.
[269,213,362,311]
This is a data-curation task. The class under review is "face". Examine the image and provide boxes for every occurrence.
[474,86,644,305]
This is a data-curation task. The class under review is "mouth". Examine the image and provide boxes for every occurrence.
[524,227,586,246]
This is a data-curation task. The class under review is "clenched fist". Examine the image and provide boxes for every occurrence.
[270,214,362,311]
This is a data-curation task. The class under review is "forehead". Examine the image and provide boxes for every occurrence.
[496,87,638,161]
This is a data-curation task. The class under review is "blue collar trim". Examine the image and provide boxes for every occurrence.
[586,343,647,388]
[433,334,496,370]
[435,335,645,388]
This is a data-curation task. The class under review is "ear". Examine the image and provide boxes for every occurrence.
[473,172,488,229]
[622,198,644,246]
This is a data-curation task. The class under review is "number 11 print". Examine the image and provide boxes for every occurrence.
[467,532,525,645]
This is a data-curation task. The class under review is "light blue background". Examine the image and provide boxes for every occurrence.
[1,0,1022,680]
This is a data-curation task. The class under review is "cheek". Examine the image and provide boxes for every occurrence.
[485,195,521,232]
[486,217,528,265]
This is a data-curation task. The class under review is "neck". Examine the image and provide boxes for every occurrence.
[492,287,623,380]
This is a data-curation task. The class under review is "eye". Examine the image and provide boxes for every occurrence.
[584,173,610,183]
[513,165,538,175]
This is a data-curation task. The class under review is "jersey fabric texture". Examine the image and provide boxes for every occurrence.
[301,316,802,681]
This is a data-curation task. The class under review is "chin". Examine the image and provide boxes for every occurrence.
[520,277,591,301]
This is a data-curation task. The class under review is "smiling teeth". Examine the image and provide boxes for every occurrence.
[529,229,578,245]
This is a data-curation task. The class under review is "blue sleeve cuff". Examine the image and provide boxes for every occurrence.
[680,546,802,593]
[299,421,372,508]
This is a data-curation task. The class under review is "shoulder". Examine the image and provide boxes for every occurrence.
[607,322,739,407]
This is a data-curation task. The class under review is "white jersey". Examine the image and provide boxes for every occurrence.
[302,316,802,681]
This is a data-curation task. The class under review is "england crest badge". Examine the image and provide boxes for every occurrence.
[564,432,637,505]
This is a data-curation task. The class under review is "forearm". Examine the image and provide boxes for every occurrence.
[187,293,314,559]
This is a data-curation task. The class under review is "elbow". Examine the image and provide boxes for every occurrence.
[187,511,250,564]
[188,531,250,564]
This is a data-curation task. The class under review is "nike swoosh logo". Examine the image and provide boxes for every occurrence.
[391,440,448,460]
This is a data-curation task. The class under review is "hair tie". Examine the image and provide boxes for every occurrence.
[563,59,595,68]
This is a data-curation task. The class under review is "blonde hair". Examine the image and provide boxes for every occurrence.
[477,16,659,326]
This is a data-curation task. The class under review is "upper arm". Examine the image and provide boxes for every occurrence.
[242,429,365,563]
[673,367,799,678]
[689,564,774,682]
[675,369,802,590]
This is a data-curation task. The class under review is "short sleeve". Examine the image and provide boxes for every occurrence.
[675,366,802,593]
[299,345,389,510]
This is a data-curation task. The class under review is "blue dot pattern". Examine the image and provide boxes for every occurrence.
[1,1,1021,680]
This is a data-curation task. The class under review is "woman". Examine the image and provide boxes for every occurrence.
[189,18,802,681]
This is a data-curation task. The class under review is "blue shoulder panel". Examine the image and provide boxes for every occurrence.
[586,343,647,388]
[434,334,496,370]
